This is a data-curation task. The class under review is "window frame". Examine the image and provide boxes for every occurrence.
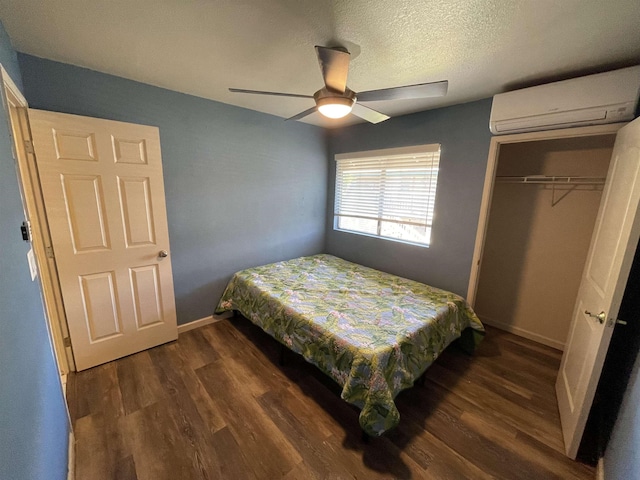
[333,143,441,247]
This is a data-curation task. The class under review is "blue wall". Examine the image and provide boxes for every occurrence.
[326,99,493,296]
[18,54,328,325]
[12,43,640,478]
[0,24,69,480]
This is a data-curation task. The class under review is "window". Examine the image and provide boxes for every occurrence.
[334,144,440,247]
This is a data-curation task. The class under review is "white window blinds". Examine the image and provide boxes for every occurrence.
[334,144,441,246]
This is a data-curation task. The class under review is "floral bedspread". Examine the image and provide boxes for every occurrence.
[215,254,484,436]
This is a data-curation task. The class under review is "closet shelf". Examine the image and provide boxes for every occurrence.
[495,175,606,185]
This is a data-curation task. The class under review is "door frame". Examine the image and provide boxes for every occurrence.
[466,122,627,308]
[0,65,75,374]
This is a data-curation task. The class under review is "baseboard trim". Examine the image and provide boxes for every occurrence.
[597,456,604,480]
[67,429,75,480]
[177,313,230,334]
[61,373,68,398]
[480,316,565,351]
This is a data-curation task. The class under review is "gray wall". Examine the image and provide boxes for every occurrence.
[602,244,640,477]
[326,99,493,296]
[0,24,69,480]
[605,352,640,477]
[18,54,328,325]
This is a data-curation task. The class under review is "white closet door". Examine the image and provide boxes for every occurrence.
[29,109,177,370]
[556,117,640,458]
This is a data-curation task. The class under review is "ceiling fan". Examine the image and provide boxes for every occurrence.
[229,46,448,124]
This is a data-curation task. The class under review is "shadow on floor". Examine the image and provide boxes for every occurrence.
[226,314,483,479]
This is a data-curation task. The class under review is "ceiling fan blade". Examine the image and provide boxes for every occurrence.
[286,106,317,121]
[315,46,350,94]
[357,80,448,102]
[351,103,390,124]
[229,88,313,99]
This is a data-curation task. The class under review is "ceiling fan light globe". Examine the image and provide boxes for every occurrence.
[318,103,352,118]
[317,96,354,119]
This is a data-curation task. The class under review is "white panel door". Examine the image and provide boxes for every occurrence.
[556,117,640,458]
[29,109,177,370]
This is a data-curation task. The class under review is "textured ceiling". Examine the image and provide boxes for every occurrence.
[0,0,639,127]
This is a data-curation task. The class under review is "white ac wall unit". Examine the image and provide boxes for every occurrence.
[489,66,640,135]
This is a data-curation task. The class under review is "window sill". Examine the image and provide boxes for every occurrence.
[333,227,430,248]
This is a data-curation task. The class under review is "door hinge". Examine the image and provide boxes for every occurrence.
[20,221,31,242]
[45,245,55,258]
[63,337,71,347]
[23,139,34,154]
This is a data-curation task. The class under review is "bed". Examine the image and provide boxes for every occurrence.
[215,254,484,436]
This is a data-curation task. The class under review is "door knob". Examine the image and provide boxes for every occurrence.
[158,250,168,258]
[585,310,606,324]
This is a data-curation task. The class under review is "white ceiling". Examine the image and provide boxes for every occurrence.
[1,0,639,128]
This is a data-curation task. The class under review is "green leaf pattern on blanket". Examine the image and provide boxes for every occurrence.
[215,254,484,436]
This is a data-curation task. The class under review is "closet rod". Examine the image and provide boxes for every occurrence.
[495,175,606,185]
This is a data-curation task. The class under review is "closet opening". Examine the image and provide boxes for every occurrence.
[473,134,616,350]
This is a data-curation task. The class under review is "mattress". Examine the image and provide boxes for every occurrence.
[215,254,484,435]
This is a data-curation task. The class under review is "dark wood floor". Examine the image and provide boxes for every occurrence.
[67,318,595,479]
